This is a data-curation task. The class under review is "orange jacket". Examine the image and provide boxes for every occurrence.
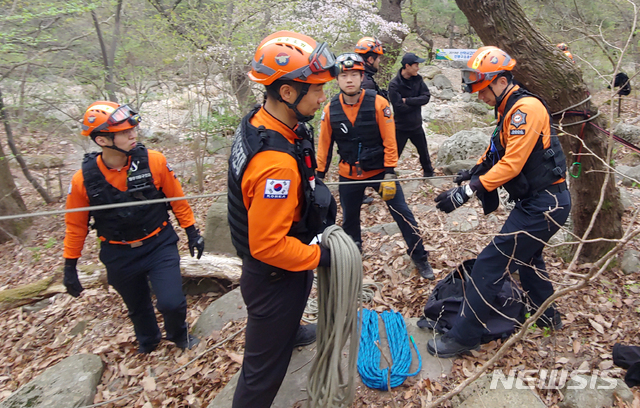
[240,107,321,271]
[477,85,565,192]
[63,149,195,259]
[317,92,397,179]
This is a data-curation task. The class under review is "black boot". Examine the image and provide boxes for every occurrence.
[176,333,200,350]
[536,310,563,331]
[293,324,317,347]
[415,259,435,280]
[427,333,480,358]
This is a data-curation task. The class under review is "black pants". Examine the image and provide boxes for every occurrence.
[339,172,428,263]
[100,225,188,351]
[396,127,433,175]
[448,189,571,346]
[232,257,313,408]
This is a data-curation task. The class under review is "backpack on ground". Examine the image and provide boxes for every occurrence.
[417,259,527,344]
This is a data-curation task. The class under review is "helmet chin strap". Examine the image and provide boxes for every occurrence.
[98,135,134,156]
[342,89,362,97]
[280,83,315,122]
[489,79,515,118]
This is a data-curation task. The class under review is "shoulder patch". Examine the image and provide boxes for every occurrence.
[510,109,527,128]
[383,106,392,118]
[264,179,291,199]
[510,129,526,135]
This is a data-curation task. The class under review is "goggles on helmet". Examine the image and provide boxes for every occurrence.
[461,69,506,92]
[335,53,364,71]
[262,41,337,82]
[93,104,141,134]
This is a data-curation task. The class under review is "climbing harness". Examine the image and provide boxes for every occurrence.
[307,225,363,408]
[357,308,422,390]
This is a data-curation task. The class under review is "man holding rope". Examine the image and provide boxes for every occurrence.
[316,52,434,280]
[429,46,571,358]
[63,101,204,354]
[227,31,336,407]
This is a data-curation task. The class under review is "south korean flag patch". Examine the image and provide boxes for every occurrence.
[510,109,527,128]
[264,179,291,199]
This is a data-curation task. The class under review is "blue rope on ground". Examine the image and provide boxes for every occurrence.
[357,308,422,390]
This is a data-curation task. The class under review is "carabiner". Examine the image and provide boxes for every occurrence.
[569,162,582,178]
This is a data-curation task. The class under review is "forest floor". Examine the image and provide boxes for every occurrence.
[1,89,640,408]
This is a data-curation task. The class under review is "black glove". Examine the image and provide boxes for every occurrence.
[185,225,205,259]
[316,171,325,181]
[453,169,472,185]
[63,258,83,297]
[434,185,473,213]
[318,246,331,268]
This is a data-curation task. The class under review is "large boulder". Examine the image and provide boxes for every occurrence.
[620,249,640,275]
[432,74,453,90]
[614,123,640,145]
[0,354,103,408]
[464,102,492,116]
[204,198,236,256]
[558,375,634,408]
[452,373,546,408]
[419,65,442,80]
[436,129,490,166]
[616,165,640,187]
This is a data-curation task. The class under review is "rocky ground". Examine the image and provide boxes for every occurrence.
[1,63,640,407]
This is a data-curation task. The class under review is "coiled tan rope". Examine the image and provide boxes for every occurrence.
[307,225,363,408]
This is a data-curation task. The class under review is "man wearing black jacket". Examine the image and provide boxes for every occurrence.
[388,53,434,177]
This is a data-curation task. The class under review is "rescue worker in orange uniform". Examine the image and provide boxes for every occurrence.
[428,46,571,358]
[316,53,434,280]
[355,36,388,100]
[227,31,336,407]
[63,101,203,353]
[557,42,575,63]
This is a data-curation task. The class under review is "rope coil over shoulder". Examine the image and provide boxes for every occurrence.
[307,225,363,408]
[357,308,422,390]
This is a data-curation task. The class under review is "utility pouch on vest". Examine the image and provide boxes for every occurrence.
[503,173,530,201]
[359,145,385,172]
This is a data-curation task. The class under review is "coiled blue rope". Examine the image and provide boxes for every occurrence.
[357,308,422,390]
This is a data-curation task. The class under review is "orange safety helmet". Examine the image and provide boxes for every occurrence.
[557,43,568,51]
[81,101,141,137]
[248,31,336,85]
[335,53,365,73]
[354,37,384,55]
[461,46,516,93]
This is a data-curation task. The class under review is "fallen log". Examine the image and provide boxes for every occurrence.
[0,276,65,311]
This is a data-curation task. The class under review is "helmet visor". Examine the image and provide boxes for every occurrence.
[461,69,505,85]
[309,42,336,73]
[107,104,137,125]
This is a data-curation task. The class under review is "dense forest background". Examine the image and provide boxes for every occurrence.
[1,0,640,407]
[1,0,638,147]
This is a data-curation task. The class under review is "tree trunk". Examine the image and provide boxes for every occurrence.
[91,10,118,102]
[0,87,54,206]
[455,0,623,261]
[0,121,30,243]
[378,0,407,86]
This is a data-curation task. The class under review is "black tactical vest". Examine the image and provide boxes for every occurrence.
[227,108,335,260]
[479,88,567,200]
[82,144,169,242]
[329,89,385,173]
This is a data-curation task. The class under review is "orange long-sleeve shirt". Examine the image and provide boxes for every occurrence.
[317,92,397,179]
[63,149,195,259]
[477,85,565,192]
[241,107,321,272]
